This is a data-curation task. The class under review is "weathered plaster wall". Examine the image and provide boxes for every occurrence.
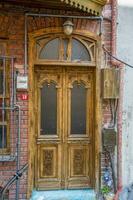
[117,5,133,186]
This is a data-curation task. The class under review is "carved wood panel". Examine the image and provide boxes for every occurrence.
[37,144,61,190]
[42,149,55,177]
[67,144,90,188]
[73,148,85,176]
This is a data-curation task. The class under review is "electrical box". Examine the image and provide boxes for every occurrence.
[102,128,116,147]
[16,75,28,90]
[101,68,120,99]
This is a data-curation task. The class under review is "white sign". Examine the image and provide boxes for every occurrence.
[17,76,28,90]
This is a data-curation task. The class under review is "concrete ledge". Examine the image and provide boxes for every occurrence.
[30,189,96,200]
[0,155,16,162]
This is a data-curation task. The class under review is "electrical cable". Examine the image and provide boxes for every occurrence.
[102,46,133,69]
[109,99,118,128]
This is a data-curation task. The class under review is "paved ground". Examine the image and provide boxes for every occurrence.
[30,189,96,200]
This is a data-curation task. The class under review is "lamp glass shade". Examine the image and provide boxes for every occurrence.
[63,20,74,36]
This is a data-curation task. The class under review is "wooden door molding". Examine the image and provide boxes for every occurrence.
[29,27,100,43]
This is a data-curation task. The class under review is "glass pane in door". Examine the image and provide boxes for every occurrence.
[71,39,91,61]
[71,82,86,134]
[39,38,59,60]
[41,82,57,135]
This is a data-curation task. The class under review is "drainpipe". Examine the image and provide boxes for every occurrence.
[11,56,21,200]
[2,57,6,152]
[111,0,123,198]
[24,14,28,75]
[113,63,124,200]
[111,0,117,56]
[14,105,21,200]
[111,0,123,192]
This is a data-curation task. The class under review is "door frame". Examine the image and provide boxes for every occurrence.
[27,27,102,198]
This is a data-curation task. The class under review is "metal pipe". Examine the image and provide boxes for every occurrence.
[11,58,14,107]
[24,14,28,75]
[25,13,103,19]
[117,67,124,191]
[13,63,17,158]
[10,58,15,157]
[111,0,122,191]
[24,13,103,73]
[0,107,17,110]
[14,69,17,105]
[111,0,117,56]
[0,163,28,200]
[14,105,21,200]
[2,58,6,151]
[0,55,16,59]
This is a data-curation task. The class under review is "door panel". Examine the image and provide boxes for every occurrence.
[37,144,62,189]
[35,67,94,190]
[67,144,90,188]
[35,68,63,189]
[65,68,94,188]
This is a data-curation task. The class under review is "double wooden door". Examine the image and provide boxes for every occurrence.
[35,66,95,190]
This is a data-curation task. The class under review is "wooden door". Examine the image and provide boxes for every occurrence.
[35,66,94,190]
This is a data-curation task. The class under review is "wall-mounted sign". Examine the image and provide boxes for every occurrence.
[20,94,28,100]
[17,75,28,90]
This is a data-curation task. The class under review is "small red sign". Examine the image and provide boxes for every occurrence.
[21,94,28,100]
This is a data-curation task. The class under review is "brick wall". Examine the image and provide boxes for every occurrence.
[0,1,114,199]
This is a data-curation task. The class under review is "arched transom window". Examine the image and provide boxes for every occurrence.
[36,35,96,63]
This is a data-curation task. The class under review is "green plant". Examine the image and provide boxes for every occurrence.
[101,186,111,195]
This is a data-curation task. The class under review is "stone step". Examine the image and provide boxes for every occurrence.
[30,189,96,200]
